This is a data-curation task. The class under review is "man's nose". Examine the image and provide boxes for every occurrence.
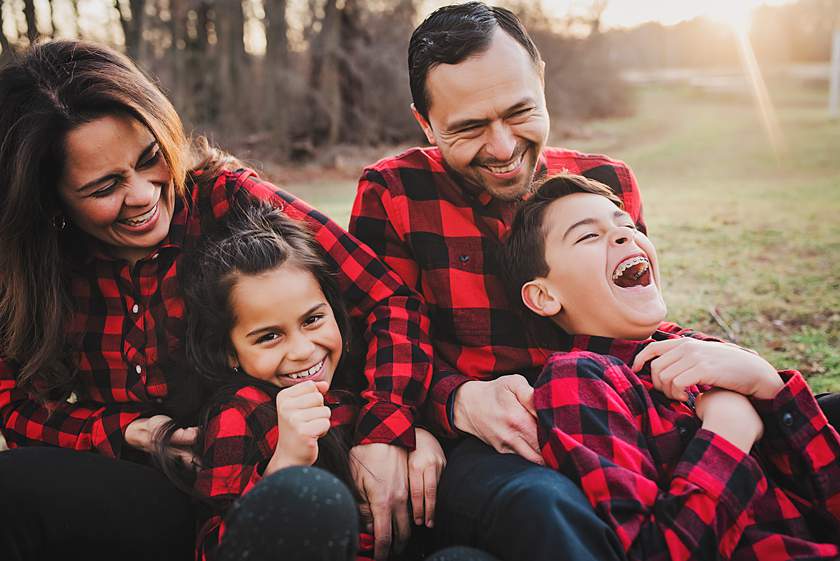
[484,122,517,163]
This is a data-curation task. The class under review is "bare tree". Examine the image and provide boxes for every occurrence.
[0,0,13,58]
[24,0,38,43]
[118,0,147,62]
[264,0,290,158]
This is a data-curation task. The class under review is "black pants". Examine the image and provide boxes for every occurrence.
[0,447,195,561]
[219,466,498,561]
[434,437,626,561]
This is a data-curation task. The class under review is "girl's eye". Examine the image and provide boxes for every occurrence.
[303,314,324,327]
[139,148,162,168]
[256,332,280,344]
[622,223,637,231]
[575,233,598,244]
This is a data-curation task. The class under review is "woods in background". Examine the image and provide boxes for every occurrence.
[0,0,836,162]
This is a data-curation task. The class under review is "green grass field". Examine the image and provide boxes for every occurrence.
[289,73,840,392]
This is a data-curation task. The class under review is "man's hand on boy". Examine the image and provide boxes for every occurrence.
[695,388,764,454]
[453,375,545,465]
[408,427,446,528]
[267,380,331,475]
[632,338,784,401]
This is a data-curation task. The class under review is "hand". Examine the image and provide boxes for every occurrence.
[453,375,544,465]
[125,415,198,467]
[632,338,784,401]
[350,442,410,561]
[266,381,331,476]
[695,389,764,454]
[407,428,446,528]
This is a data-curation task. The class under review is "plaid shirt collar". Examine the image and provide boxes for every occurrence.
[556,327,680,365]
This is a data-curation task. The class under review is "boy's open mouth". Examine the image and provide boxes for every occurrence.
[612,254,652,288]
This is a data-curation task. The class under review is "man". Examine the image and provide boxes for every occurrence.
[350,3,639,559]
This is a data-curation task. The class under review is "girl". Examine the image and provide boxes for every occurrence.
[162,199,460,561]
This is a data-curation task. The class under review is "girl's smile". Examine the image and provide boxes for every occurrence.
[227,264,343,389]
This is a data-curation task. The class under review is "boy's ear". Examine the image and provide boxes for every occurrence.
[522,278,562,318]
[411,103,437,146]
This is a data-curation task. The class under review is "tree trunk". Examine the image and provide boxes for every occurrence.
[215,0,247,130]
[169,0,189,118]
[24,0,38,43]
[118,0,147,62]
[310,0,342,147]
[265,0,289,158]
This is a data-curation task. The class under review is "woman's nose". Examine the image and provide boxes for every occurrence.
[123,176,157,207]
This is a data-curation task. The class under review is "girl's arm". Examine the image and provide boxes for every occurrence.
[535,352,766,561]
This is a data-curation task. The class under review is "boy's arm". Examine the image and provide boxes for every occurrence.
[535,352,766,561]
[750,370,840,523]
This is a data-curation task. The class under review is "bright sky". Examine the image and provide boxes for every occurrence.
[579,0,797,29]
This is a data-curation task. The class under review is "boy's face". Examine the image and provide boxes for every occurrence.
[525,193,667,340]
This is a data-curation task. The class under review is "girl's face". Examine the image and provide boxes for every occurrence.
[227,264,343,389]
[58,114,175,265]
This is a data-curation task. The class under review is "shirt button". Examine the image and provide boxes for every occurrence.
[151,253,159,260]
[131,304,140,314]
[459,255,470,264]
[135,365,142,374]
[154,398,164,405]
[678,426,688,436]
[781,412,794,427]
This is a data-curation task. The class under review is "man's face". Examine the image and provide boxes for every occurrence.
[414,29,550,201]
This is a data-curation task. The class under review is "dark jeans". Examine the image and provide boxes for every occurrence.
[434,437,625,561]
[0,447,195,561]
[219,466,498,561]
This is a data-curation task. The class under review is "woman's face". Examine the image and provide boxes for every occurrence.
[58,114,175,264]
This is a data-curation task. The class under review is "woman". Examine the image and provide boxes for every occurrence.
[0,40,437,561]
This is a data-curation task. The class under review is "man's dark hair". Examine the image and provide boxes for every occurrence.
[501,174,623,304]
[408,1,541,121]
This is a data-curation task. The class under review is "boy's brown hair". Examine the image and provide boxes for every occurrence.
[501,173,624,304]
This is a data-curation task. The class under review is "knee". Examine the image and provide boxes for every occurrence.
[494,467,601,529]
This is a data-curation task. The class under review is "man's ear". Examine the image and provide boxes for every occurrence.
[521,279,562,318]
[411,103,437,146]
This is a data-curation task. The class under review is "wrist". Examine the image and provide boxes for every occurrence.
[750,371,785,400]
[701,420,760,454]
[266,448,308,476]
[452,381,478,435]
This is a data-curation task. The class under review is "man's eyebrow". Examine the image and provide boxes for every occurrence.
[75,140,157,192]
[445,97,536,132]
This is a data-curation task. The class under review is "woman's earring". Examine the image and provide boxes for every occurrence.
[232,365,242,375]
[51,214,67,231]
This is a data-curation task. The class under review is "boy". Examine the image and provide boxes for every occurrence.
[501,173,840,561]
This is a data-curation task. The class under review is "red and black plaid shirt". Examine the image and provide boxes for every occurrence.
[535,324,840,561]
[350,146,644,436]
[0,168,433,455]
[195,384,373,561]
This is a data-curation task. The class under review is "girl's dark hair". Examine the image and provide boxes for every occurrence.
[501,173,624,305]
[0,40,240,399]
[155,199,357,501]
[409,1,541,120]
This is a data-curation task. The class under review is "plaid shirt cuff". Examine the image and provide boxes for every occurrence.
[355,401,416,449]
[427,371,473,438]
[674,428,766,523]
[751,370,836,460]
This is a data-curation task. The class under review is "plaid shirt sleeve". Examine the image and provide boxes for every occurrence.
[750,370,840,523]
[194,387,275,561]
[351,171,469,437]
[209,170,433,449]
[0,356,146,458]
[534,351,767,561]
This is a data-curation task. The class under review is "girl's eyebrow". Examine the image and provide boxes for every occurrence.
[75,140,158,193]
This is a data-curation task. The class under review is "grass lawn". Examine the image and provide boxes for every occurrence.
[288,72,840,392]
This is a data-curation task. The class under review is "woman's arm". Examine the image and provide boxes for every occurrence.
[535,352,766,561]
[0,356,148,458]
